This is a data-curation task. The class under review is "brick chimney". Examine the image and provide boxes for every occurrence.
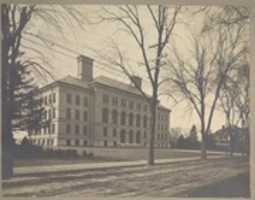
[131,75,142,89]
[77,55,94,82]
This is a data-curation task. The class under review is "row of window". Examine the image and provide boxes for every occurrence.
[43,108,56,120]
[102,94,148,112]
[66,139,88,146]
[32,123,56,135]
[40,93,56,106]
[66,93,88,107]
[66,108,88,121]
[32,138,55,146]
[102,108,148,128]
[66,124,87,135]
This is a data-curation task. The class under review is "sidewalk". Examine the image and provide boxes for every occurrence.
[14,155,224,176]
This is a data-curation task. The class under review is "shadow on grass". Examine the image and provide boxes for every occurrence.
[187,172,250,198]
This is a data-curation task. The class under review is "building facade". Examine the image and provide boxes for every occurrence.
[30,55,171,149]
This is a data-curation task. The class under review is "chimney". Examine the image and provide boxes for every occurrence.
[77,55,94,82]
[131,75,142,89]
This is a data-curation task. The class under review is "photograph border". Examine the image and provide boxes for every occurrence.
[0,0,253,199]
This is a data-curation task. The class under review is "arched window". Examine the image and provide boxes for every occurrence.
[120,130,126,143]
[143,115,147,128]
[136,131,141,144]
[112,110,118,124]
[121,111,126,125]
[129,113,133,126]
[129,130,133,144]
[136,114,141,127]
[102,108,109,123]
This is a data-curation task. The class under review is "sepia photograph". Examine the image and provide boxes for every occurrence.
[1,2,251,198]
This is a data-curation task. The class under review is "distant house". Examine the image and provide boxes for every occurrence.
[212,125,249,152]
[29,55,171,149]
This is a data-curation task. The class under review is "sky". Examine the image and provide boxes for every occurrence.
[21,5,230,133]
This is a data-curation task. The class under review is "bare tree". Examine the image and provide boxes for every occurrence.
[96,5,181,165]
[167,21,247,159]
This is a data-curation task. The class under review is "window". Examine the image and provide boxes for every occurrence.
[66,108,71,120]
[83,111,88,122]
[113,141,117,147]
[102,108,109,123]
[136,103,141,111]
[120,130,126,143]
[75,139,79,146]
[121,111,126,125]
[129,101,134,109]
[103,127,108,137]
[144,104,148,112]
[129,113,133,126]
[112,110,118,124]
[44,96,48,105]
[66,124,71,134]
[76,95,80,105]
[75,110,80,120]
[48,109,52,120]
[52,107,56,119]
[83,97,88,107]
[121,99,127,107]
[84,140,88,146]
[52,93,56,103]
[129,130,133,144]
[49,94,52,104]
[136,114,141,127]
[66,93,72,104]
[52,124,55,134]
[113,128,117,137]
[136,131,141,144]
[83,126,87,135]
[112,96,118,106]
[144,131,147,138]
[103,94,109,104]
[75,125,80,134]
[143,115,147,128]
[104,140,108,147]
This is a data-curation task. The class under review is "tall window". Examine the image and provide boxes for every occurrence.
[102,108,109,123]
[83,96,88,107]
[113,128,117,137]
[52,93,56,103]
[129,130,133,144]
[136,131,141,144]
[143,115,147,128]
[129,113,133,126]
[129,101,134,109]
[121,111,126,125]
[75,125,80,134]
[76,95,80,105]
[112,110,118,124]
[52,107,56,119]
[144,104,148,112]
[83,111,88,122]
[66,108,71,120]
[112,96,118,106]
[121,99,127,107]
[75,110,80,120]
[83,126,87,135]
[136,103,141,111]
[44,96,48,105]
[103,127,108,137]
[75,139,79,146]
[144,131,147,138]
[66,124,71,134]
[103,94,109,104]
[136,114,141,127]
[66,139,71,146]
[66,93,72,104]
[120,130,126,143]
[52,124,55,134]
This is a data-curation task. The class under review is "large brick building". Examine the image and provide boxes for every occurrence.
[30,55,171,149]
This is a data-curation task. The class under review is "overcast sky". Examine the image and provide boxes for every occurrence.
[22,5,229,132]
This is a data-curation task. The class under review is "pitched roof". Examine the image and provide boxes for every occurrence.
[58,75,90,89]
[92,76,142,96]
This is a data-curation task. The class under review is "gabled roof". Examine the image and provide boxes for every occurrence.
[58,75,90,89]
[92,76,142,96]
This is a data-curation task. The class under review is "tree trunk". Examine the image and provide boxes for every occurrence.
[148,100,157,165]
